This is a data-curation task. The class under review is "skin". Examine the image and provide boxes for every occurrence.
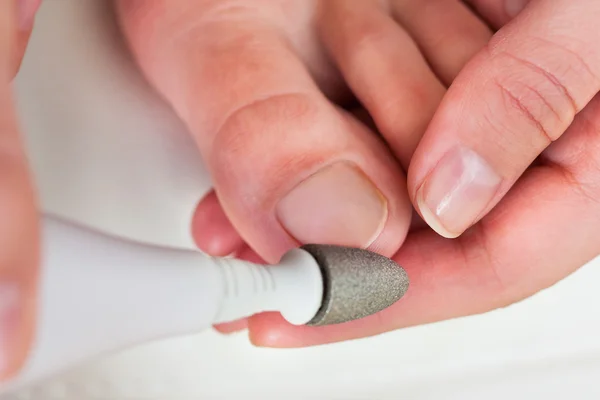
[3,0,600,381]
[117,0,600,346]
[114,0,493,332]
[1,0,41,380]
[248,0,600,346]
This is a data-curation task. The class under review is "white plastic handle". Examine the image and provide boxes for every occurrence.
[3,216,323,393]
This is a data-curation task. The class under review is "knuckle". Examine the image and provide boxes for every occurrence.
[485,27,600,145]
[492,77,556,144]
[210,93,328,195]
[490,49,580,143]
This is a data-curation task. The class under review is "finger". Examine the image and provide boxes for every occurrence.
[408,0,600,238]
[193,106,427,254]
[391,0,493,86]
[249,94,600,345]
[117,0,412,262]
[0,0,39,379]
[318,0,445,168]
[192,105,388,257]
[192,190,244,257]
[463,0,530,29]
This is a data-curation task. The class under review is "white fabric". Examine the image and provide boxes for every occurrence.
[6,0,600,398]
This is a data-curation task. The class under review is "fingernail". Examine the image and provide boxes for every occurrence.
[0,283,21,378]
[276,162,387,247]
[416,147,501,238]
[16,0,41,30]
[505,0,527,17]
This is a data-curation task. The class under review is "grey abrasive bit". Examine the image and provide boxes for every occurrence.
[301,244,409,326]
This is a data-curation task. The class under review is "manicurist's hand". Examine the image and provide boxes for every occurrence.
[1,0,41,378]
[246,0,600,346]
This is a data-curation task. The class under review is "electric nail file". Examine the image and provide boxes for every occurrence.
[3,215,409,392]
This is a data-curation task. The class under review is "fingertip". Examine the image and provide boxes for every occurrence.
[192,191,245,256]
[414,187,461,239]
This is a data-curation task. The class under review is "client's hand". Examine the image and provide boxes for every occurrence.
[115,0,493,335]
[115,0,492,262]
[247,0,600,346]
[0,0,41,379]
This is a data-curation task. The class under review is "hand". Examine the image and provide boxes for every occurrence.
[115,0,493,260]
[0,0,41,379]
[245,0,600,346]
[115,0,493,334]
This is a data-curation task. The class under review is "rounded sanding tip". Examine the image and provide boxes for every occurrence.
[301,244,409,326]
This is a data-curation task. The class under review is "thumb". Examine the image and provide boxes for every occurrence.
[408,0,600,238]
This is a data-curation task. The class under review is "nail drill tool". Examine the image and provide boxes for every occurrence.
[3,215,409,392]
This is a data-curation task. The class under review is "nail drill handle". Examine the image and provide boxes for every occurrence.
[2,215,407,394]
[8,216,224,391]
[4,216,324,393]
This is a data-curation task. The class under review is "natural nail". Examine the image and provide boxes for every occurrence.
[416,146,501,238]
[276,162,387,248]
